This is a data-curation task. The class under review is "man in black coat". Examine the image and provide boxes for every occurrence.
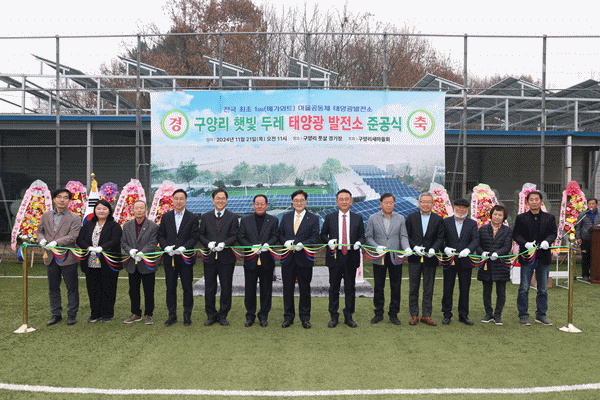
[513,191,557,326]
[278,189,320,329]
[157,189,200,327]
[405,192,445,326]
[441,198,479,326]
[237,195,279,327]
[320,189,365,328]
[199,189,239,326]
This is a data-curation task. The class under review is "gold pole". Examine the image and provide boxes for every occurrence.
[14,245,37,333]
[559,234,582,333]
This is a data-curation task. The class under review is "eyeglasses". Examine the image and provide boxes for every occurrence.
[292,199,306,203]
[55,195,70,200]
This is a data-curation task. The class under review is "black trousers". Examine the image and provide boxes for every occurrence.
[47,260,79,317]
[482,280,507,319]
[282,263,313,322]
[581,239,591,278]
[164,260,194,319]
[85,267,118,319]
[204,262,235,321]
[328,256,357,320]
[408,261,436,317]
[441,263,472,318]
[373,254,402,317]
[244,265,273,321]
[128,269,156,316]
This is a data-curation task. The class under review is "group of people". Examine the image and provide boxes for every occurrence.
[37,185,597,329]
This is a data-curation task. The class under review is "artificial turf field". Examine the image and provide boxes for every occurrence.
[1,259,599,400]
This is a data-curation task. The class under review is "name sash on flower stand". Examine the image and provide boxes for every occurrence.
[115,179,146,226]
[555,181,587,249]
[149,181,176,224]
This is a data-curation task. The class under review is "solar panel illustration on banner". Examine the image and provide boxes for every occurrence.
[151,90,445,222]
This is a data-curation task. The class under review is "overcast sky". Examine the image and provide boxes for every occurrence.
[1,0,599,103]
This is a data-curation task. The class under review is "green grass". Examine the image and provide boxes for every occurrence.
[1,259,600,400]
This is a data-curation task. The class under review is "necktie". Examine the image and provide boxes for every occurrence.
[216,211,222,231]
[294,214,301,234]
[342,214,348,255]
[217,212,221,218]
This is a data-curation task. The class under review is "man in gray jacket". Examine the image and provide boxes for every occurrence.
[576,198,599,281]
[121,200,159,325]
[365,193,411,325]
[37,188,82,326]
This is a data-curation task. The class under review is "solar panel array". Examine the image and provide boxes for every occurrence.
[349,165,386,176]
[363,178,421,198]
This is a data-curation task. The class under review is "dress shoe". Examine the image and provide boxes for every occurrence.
[328,319,339,328]
[459,315,474,325]
[344,318,357,328]
[47,315,62,326]
[281,319,293,328]
[219,318,229,326]
[101,317,112,323]
[370,315,384,324]
[244,319,254,327]
[67,316,77,326]
[409,316,419,325]
[88,316,100,323]
[204,318,217,326]
[302,320,311,329]
[442,317,451,325]
[164,316,178,327]
[389,316,401,325]
[183,317,192,326]
[420,316,437,326]
[520,318,531,326]
[259,319,268,327]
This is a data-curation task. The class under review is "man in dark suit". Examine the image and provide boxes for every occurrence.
[199,189,239,326]
[37,188,82,326]
[157,189,199,327]
[121,200,159,325]
[278,189,320,329]
[320,189,365,328]
[513,190,557,326]
[441,198,479,326]
[405,192,445,326]
[237,194,279,327]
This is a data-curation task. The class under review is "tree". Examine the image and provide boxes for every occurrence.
[213,179,225,188]
[176,161,199,188]
[231,179,242,187]
[295,178,304,187]
[319,158,346,184]
[268,163,296,185]
[228,161,252,184]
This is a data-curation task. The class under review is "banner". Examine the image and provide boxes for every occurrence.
[151,90,445,219]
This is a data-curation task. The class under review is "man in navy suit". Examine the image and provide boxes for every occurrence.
[237,195,279,327]
[441,198,479,326]
[157,189,199,327]
[199,189,239,326]
[405,192,445,326]
[320,189,365,328]
[278,189,320,329]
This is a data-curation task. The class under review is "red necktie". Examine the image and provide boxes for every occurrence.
[342,214,348,255]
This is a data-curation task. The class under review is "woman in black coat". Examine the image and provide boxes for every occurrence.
[76,199,123,323]
[477,205,513,326]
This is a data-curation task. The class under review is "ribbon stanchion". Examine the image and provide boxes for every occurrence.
[14,244,37,334]
[559,235,582,333]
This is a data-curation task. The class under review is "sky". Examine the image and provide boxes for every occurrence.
[1,0,599,112]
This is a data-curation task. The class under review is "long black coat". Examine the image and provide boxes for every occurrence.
[76,217,123,274]
[476,224,513,282]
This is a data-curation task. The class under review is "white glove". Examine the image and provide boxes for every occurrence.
[136,252,144,258]
[376,245,387,254]
[95,247,103,253]
[208,242,216,250]
[134,255,142,262]
[175,246,186,255]
[403,247,413,257]
[261,243,270,253]
[481,251,490,258]
[39,239,47,246]
[294,242,303,252]
[459,248,470,258]
[129,249,138,257]
[284,240,294,248]
[215,242,225,252]
[164,245,175,252]
[413,246,425,256]
[48,240,58,247]
[328,239,337,250]
[427,248,435,258]
[490,252,499,261]
[353,241,361,250]
[168,251,175,256]
[540,240,549,250]
[444,247,456,257]
[525,241,536,250]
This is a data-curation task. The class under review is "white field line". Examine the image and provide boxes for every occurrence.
[1,383,600,396]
